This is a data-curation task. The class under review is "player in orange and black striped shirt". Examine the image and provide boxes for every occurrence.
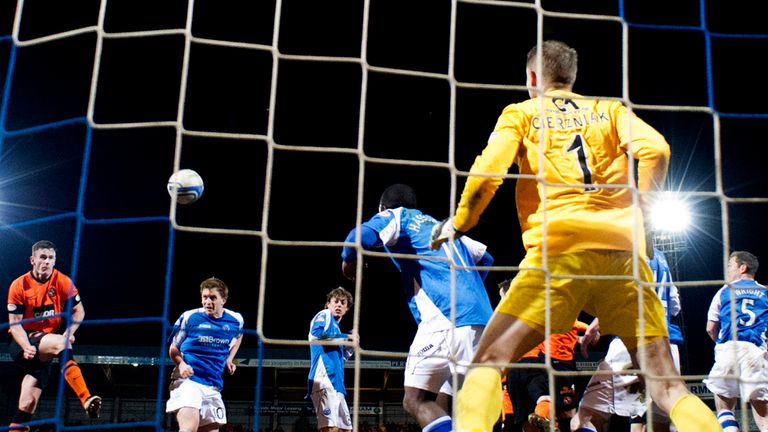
[6,240,101,430]
[511,320,591,431]
[498,279,595,431]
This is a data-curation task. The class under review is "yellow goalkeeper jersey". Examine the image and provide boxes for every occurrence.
[454,90,670,255]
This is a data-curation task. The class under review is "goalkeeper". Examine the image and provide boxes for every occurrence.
[429,40,719,432]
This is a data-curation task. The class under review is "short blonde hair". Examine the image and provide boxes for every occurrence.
[526,40,578,88]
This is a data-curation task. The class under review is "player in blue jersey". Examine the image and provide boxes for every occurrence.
[166,277,244,432]
[704,251,768,432]
[572,242,685,432]
[307,287,357,432]
[341,183,494,432]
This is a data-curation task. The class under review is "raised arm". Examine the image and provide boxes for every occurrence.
[341,225,380,280]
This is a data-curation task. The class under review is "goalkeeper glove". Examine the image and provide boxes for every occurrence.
[429,217,464,250]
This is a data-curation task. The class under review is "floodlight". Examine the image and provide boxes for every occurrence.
[650,194,691,233]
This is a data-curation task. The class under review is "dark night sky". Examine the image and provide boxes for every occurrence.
[1,0,767,379]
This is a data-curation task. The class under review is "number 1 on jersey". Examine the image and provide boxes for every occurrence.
[566,134,597,192]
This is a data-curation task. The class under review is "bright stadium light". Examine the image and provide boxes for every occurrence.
[650,193,692,233]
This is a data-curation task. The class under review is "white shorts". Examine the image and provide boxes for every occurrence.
[404,325,483,396]
[166,378,227,427]
[579,338,680,420]
[704,341,768,402]
[309,387,352,430]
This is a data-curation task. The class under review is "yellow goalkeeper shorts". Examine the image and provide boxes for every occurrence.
[497,249,668,349]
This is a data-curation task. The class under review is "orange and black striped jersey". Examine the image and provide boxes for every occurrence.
[522,320,589,361]
[7,269,80,334]
[454,90,670,255]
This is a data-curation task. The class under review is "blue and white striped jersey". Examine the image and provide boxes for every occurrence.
[169,307,244,390]
[341,207,494,331]
[306,308,352,397]
[707,278,768,347]
[648,249,683,345]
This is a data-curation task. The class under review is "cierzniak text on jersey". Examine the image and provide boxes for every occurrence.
[531,111,609,130]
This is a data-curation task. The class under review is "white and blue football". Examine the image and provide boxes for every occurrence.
[167,169,204,204]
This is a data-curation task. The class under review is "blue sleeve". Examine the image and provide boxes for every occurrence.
[477,251,493,281]
[341,225,380,262]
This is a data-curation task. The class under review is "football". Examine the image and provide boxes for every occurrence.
[167,169,204,204]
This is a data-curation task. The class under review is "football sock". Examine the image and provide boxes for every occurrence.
[669,394,720,432]
[534,398,552,419]
[716,409,739,432]
[423,415,452,432]
[456,367,502,432]
[58,348,73,363]
[62,359,92,405]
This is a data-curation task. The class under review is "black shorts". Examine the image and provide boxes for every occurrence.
[9,331,53,389]
[506,355,578,424]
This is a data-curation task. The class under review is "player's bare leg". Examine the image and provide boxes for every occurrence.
[627,337,718,432]
[37,333,101,417]
[36,333,68,361]
[628,338,687,412]
[710,394,739,432]
[17,375,42,414]
[11,376,42,431]
[436,391,452,415]
[404,387,450,427]
[198,423,221,432]
[750,400,768,431]
[456,313,544,432]
[176,407,201,432]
